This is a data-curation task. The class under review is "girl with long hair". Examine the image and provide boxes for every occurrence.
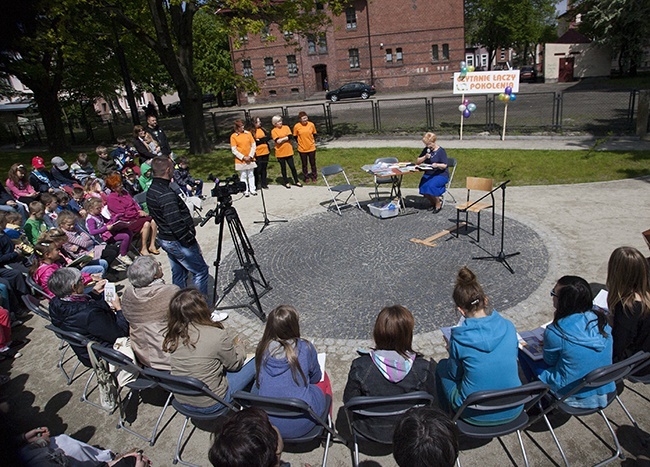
[606,246,650,373]
[522,275,614,408]
[436,267,521,425]
[162,289,255,413]
[6,163,39,205]
[343,304,435,442]
[255,305,328,438]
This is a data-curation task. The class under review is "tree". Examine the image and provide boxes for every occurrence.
[576,0,650,76]
[465,0,556,68]
[104,0,345,154]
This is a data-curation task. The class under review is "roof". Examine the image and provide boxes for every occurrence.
[555,29,592,44]
[0,101,32,113]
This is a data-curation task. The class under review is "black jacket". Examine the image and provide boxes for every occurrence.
[0,181,15,205]
[51,167,78,186]
[146,177,196,246]
[49,295,128,367]
[144,125,171,156]
[30,170,58,193]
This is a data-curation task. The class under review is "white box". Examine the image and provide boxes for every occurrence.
[368,201,400,219]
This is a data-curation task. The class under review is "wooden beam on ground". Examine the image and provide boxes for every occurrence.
[410,222,466,247]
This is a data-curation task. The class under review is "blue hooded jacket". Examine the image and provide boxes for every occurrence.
[539,311,614,407]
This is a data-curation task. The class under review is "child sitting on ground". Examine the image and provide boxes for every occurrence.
[70,152,96,185]
[84,197,133,265]
[23,201,48,245]
[174,157,204,197]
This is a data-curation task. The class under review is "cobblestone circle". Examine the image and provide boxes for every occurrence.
[215,205,548,339]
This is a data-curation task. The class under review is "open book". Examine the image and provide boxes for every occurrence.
[68,254,93,268]
[440,317,466,343]
[517,322,551,361]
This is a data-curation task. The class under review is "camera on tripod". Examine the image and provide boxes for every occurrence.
[211,174,247,201]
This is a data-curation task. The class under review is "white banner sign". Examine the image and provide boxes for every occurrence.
[453,70,520,95]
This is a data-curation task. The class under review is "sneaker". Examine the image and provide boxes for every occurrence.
[244,192,250,197]
[251,191,258,196]
[210,311,229,322]
[10,320,23,328]
[119,255,133,265]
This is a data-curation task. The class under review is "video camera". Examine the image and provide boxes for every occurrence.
[210,174,247,202]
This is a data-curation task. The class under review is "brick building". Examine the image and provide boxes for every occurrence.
[230,0,464,104]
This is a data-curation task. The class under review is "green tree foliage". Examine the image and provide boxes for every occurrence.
[466,0,557,68]
[576,0,650,76]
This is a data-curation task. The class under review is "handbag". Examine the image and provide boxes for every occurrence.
[86,341,118,412]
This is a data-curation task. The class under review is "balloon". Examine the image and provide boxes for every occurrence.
[461,66,468,73]
[468,65,475,73]
[458,104,467,112]
[510,94,517,101]
[460,70,467,77]
[468,103,477,112]
[463,99,469,106]
[460,61,466,67]
[498,93,506,101]
[505,86,513,95]
[463,109,471,118]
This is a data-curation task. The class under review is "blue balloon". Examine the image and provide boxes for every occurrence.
[509,94,517,101]
[460,61,466,67]
[463,109,471,118]
[505,86,513,95]
[467,103,477,112]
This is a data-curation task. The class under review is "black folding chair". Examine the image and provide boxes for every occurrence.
[90,343,172,446]
[321,164,361,215]
[343,391,435,467]
[21,294,50,321]
[140,367,237,466]
[233,391,341,467]
[451,381,550,467]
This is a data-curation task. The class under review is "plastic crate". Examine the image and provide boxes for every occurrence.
[368,201,400,219]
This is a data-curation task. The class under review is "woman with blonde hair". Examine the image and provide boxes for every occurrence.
[255,305,328,438]
[607,246,650,373]
[163,288,255,412]
[343,304,435,442]
[416,132,449,213]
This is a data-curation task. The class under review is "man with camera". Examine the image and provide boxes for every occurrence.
[146,157,211,300]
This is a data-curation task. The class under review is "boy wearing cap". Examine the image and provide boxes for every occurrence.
[29,156,58,193]
[50,156,79,188]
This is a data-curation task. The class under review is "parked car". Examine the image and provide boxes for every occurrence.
[167,101,183,116]
[519,66,537,82]
[326,82,376,102]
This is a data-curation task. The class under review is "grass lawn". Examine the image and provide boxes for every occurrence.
[1,148,649,189]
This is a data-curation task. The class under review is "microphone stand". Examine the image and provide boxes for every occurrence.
[472,180,520,274]
[254,186,287,233]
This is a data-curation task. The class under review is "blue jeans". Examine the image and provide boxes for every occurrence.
[80,259,108,276]
[158,239,209,297]
[180,358,256,414]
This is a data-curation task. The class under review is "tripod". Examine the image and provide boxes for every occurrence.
[201,196,271,321]
[254,187,287,233]
[472,180,520,274]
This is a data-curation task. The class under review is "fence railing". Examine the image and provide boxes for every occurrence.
[1,90,640,148]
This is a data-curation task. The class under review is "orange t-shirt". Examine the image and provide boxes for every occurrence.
[271,125,293,158]
[293,121,317,153]
[254,128,270,157]
[230,131,255,165]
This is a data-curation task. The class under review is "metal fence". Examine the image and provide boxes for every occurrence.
[1,89,640,148]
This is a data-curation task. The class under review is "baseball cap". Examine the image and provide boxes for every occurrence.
[51,156,69,170]
[31,156,45,169]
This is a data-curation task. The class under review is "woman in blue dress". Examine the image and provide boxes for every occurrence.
[417,132,449,213]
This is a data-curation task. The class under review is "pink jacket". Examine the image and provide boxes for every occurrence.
[32,262,91,298]
[106,191,141,222]
[5,178,36,198]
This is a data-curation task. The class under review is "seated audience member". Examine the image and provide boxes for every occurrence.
[393,407,459,467]
[40,192,59,228]
[47,267,128,367]
[0,213,30,282]
[30,156,59,193]
[84,177,106,200]
[38,228,106,277]
[138,163,153,192]
[520,275,614,408]
[121,256,178,370]
[57,210,120,273]
[67,187,87,216]
[56,191,72,213]
[50,156,80,188]
[30,241,97,299]
[436,267,521,425]
[343,305,436,442]
[0,305,22,358]
[24,201,48,245]
[174,156,204,197]
[85,197,133,265]
[208,407,284,467]
[607,246,650,375]
[122,168,143,197]
[143,132,162,157]
[133,125,158,165]
[105,173,158,256]
[0,179,27,219]
[70,152,96,185]
[6,163,39,205]
[162,288,255,413]
[3,212,33,256]
[96,145,119,179]
[110,137,139,173]
[255,305,328,439]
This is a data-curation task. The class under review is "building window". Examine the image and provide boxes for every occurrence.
[318,34,328,53]
[349,48,360,69]
[283,30,294,39]
[442,43,450,60]
[242,59,253,78]
[396,47,403,63]
[239,33,248,43]
[307,36,316,54]
[481,54,488,67]
[264,57,275,77]
[500,48,506,60]
[385,48,393,63]
[287,55,298,76]
[291,88,300,94]
[269,90,277,96]
[465,54,474,66]
[346,7,357,29]
[432,44,439,62]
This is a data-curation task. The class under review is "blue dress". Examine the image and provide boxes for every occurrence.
[418,146,449,197]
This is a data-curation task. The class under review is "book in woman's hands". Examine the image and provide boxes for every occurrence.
[517,322,551,361]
